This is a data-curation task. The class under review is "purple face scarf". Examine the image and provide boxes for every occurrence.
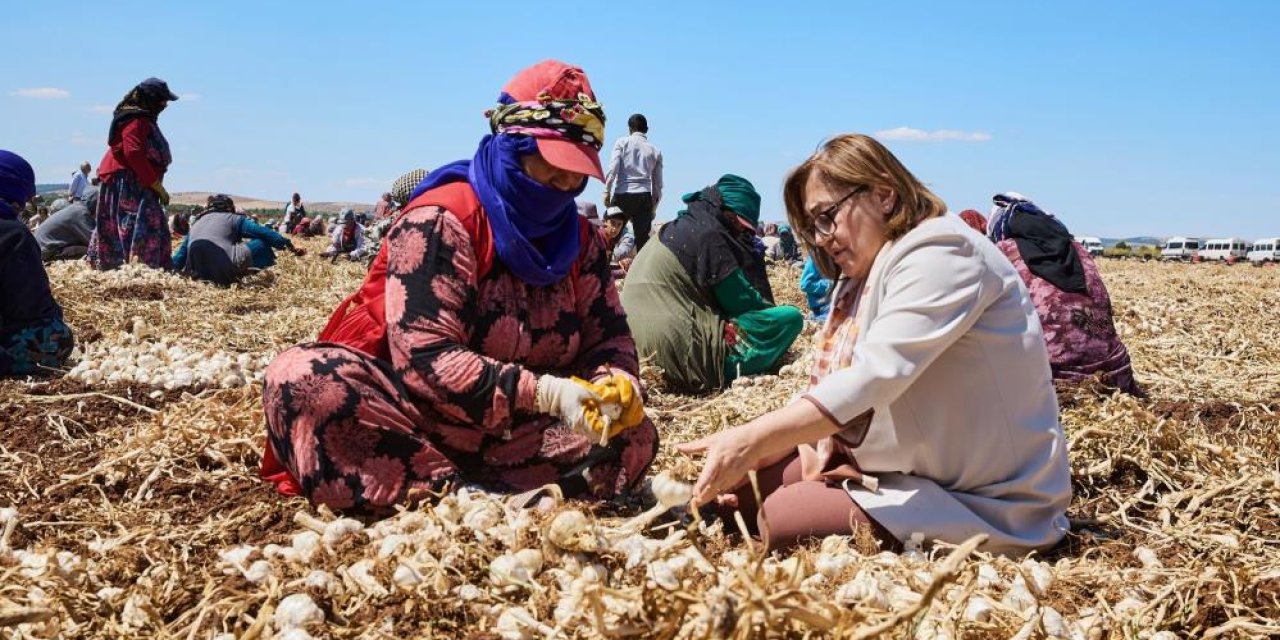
[411,134,583,286]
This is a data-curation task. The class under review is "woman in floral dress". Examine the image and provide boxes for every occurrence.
[89,78,178,270]
[261,60,657,513]
[987,193,1140,395]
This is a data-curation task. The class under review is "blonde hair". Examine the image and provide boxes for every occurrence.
[784,134,947,279]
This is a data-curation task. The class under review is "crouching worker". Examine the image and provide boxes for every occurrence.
[260,60,657,514]
[172,194,305,285]
[621,175,803,392]
[678,135,1071,556]
[1,150,75,376]
[986,193,1140,395]
[322,208,366,260]
[36,188,97,261]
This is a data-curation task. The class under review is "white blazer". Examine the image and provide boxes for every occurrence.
[804,215,1072,555]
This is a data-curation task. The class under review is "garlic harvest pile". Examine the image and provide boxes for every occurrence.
[176,484,1137,640]
[66,318,271,390]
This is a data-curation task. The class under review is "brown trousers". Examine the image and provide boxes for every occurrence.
[715,450,900,552]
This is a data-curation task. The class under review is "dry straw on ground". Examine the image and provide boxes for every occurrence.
[2,243,1278,638]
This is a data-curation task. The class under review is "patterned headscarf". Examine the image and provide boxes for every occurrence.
[958,209,988,235]
[986,192,1028,242]
[108,78,176,145]
[390,168,428,206]
[486,93,606,152]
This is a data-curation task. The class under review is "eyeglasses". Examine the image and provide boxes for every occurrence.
[809,185,867,239]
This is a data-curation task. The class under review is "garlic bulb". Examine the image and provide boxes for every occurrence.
[651,472,693,508]
[344,559,388,597]
[303,570,340,595]
[274,593,324,631]
[243,560,273,584]
[545,510,599,552]
[1002,575,1037,613]
[1020,560,1054,596]
[963,595,994,623]
[291,531,322,562]
[489,549,544,589]
[495,606,557,640]
[322,518,365,548]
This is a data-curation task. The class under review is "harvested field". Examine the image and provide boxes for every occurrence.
[2,244,1279,638]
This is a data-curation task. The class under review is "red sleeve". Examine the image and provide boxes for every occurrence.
[120,120,159,186]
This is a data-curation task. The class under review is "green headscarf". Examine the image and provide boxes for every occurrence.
[679,174,761,228]
[714,174,760,228]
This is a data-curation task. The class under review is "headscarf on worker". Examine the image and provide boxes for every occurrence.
[409,68,605,286]
[660,174,771,300]
[988,193,1085,294]
[622,174,804,391]
[958,209,988,235]
[0,149,75,375]
[107,77,178,146]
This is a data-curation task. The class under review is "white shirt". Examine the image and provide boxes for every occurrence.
[804,216,1071,555]
[68,171,89,201]
[605,132,663,206]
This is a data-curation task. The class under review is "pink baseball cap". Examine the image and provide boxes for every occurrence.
[498,60,606,180]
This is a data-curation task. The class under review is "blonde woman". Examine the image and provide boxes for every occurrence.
[679,134,1071,555]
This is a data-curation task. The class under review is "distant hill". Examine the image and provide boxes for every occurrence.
[1101,236,1164,248]
[37,183,69,195]
[171,192,375,215]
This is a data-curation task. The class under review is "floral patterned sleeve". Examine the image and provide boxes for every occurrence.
[570,225,641,381]
[384,206,538,431]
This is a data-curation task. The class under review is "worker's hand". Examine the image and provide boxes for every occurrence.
[348,251,361,261]
[582,373,646,434]
[536,375,603,436]
[291,246,307,257]
[618,257,633,273]
[151,181,170,206]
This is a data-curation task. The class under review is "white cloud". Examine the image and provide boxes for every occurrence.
[85,104,113,113]
[11,87,70,99]
[875,126,992,142]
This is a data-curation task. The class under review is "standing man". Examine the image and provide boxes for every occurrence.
[68,161,92,201]
[604,114,663,251]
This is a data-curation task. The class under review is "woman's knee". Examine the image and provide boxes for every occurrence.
[758,481,865,551]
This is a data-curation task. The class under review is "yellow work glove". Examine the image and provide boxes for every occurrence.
[571,374,646,442]
[151,180,170,206]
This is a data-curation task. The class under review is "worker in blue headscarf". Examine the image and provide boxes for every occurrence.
[0,150,75,376]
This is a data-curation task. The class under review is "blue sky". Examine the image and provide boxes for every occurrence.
[6,1,1278,238]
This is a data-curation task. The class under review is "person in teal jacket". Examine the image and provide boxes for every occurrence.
[172,194,304,285]
[799,255,834,321]
[622,175,804,392]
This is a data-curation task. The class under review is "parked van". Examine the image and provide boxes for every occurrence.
[1199,237,1251,262]
[1076,236,1105,256]
[1248,238,1280,264]
[1161,237,1203,261]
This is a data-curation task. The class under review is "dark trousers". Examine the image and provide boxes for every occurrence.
[612,192,654,251]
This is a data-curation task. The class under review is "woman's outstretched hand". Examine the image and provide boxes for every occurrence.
[676,426,763,507]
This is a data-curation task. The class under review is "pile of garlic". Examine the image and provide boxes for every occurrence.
[57,262,191,289]
[66,318,271,390]
[196,475,1173,639]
